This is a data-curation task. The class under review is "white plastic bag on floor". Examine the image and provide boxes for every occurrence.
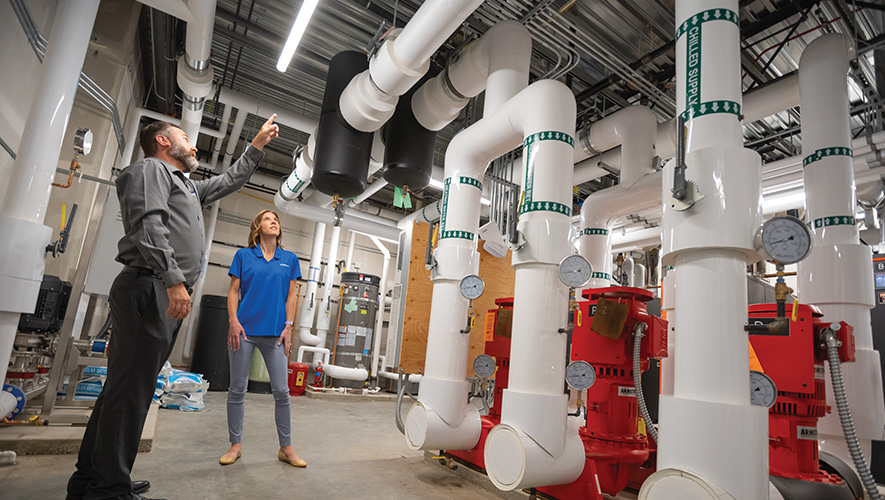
[155,362,209,411]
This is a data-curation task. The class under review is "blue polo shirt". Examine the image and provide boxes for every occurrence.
[229,245,302,336]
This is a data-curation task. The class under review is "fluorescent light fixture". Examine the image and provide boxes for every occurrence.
[276,0,320,72]
[481,197,491,206]
[428,178,444,190]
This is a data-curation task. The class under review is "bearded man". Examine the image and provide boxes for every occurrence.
[66,115,279,500]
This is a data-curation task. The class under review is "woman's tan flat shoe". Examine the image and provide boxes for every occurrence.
[219,451,241,465]
[278,449,307,468]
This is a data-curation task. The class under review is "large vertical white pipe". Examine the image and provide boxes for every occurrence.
[175,1,216,142]
[368,236,390,378]
[314,224,341,364]
[299,222,327,365]
[344,231,356,271]
[641,1,768,499]
[0,0,100,383]
[797,34,885,466]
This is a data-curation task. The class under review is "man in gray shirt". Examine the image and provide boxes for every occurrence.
[67,115,279,500]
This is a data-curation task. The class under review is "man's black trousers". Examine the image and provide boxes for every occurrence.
[67,270,182,500]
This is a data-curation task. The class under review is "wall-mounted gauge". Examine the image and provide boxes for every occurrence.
[754,216,813,265]
[749,370,777,408]
[459,274,484,300]
[565,360,596,390]
[559,254,593,288]
[473,354,496,378]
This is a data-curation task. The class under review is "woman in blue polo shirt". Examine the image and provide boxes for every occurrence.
[219,209,307,468]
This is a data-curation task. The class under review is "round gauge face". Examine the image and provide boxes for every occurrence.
[473,354,496,378]
[749,370,777,409]
[757,216,813,264]
[559,254,593,288]
[459,274,485,300]
[565,361,596,390]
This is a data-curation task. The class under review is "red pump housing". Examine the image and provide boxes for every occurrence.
[748,303,854,485]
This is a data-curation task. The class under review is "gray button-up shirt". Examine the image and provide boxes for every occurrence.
[114,145,264,288]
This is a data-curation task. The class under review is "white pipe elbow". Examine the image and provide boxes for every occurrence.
[323,363,368,382]
[485,423,585,491]
[406,401,481,450]
[588,106,656,187]
[0,390,18,419]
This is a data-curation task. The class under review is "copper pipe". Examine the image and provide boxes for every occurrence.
[761,271,797,278]
[52,157,80,188]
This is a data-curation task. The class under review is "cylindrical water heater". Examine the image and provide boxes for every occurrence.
[332,272,380,388]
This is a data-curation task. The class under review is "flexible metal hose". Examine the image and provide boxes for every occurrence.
[633,322,657,444]
[395,372,406,435]
[824,329,883,500]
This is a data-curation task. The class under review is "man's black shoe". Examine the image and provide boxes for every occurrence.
[132,480,151,495]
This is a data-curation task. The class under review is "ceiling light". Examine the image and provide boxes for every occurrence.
[428,178,444,190]
[276,0,320,72]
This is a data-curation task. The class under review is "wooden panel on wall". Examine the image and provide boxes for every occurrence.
[400,221,517,374]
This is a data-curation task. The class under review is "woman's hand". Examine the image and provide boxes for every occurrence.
[228,320,247,351]
[278,324,293,356]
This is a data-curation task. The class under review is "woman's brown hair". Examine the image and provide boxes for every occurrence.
[247,210,283,248]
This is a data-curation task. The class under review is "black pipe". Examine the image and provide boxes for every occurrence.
[382,69,439,190]
[310,51,374,198]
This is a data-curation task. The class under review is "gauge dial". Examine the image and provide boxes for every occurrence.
[754,216,813,265]
[473,354,496,378]
[459,274,485,300]
[749,370,777,408]
[559,255,593,288]
[565,361,596,390]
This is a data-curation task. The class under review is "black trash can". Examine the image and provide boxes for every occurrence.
[191,295,230,391]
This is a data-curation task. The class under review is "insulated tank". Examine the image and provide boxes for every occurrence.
[382,69,438,190]
[331,272,380,388]
[311,51,374,198]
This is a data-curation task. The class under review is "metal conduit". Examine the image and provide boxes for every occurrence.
[11,0,126,155]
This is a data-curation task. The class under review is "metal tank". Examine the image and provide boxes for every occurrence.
[331,272,380,388]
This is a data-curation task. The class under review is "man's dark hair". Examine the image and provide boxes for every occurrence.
[139,121,175,157]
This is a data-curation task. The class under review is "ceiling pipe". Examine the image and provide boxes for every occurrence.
[796,34,885,471]
[643,1,768,499]
[274,192,400,242]
[412,20,533,131]
[217,87,318,136]
[338,0,484,133]
[0,0,101,385]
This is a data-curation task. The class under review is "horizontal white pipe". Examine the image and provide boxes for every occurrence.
[120,107,227,168]
[296,345,330,368]
[274,192,401,241]
[586,106,657,187]
[218,87,317,135]
[339,0,483,132]
[323,363,368,382]
[412,21,532,130]
[351,179,389,204]
[378,370,423,384]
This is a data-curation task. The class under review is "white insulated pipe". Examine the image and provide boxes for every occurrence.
[294,345,369,381]
[412,21,533,131]
[344,231,356,271]
[338,0,484,132]
[482,80,585,491]
[0,0,100,383]
[642,1,768,499]
[369,236,390,378]
[796,34,885,465]
[586,106,657,187]
[298,222,326,349]
[314,224,342,365]
[274,192,401,242]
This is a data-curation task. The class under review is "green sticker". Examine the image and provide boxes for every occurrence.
[681,100,741,121]
[803,147,853,167]
[520,201,571,216]
[344,299,358,313]
[459,176,482,190]
[676,9,739,40]
[592,272,611,280]
[522,131,575,212]
[439,230,476,241]
[809,215,856,229]
[440,178,452,232]
[579,228,609,236]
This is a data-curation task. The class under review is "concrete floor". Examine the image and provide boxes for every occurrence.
[1,392,521,500]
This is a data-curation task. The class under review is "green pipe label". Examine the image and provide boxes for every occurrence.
[802,147,853,167]
[592,272,611,280]
[677,9,740,123]
[681,100,741,121]
[285,170,305,194]
[579,228,609,236]
[809,215,856,229]
[440,177,452,232]
[522,131,575,214]
[439,230,475,241]
[676,9,739,39]
[459,176,482,190]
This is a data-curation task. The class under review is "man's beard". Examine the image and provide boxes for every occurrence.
[169,142,199,172]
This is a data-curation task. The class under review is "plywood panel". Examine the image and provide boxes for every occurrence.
[400,221,516,374]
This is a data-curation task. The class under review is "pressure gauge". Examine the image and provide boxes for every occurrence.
[473,354,496,378]
[565,361,596,390]
[559,254,593,288]
[749,370,777,409]
[73,127,93,156]
[459,274,485,300]
[754,216,813,265]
